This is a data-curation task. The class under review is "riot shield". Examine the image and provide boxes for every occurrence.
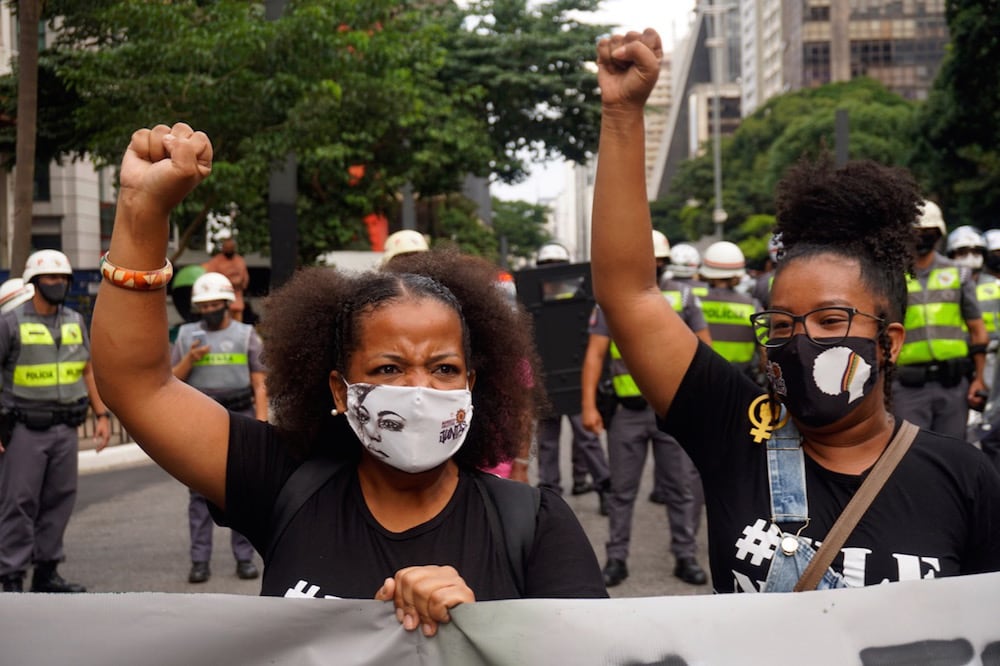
[515,262,594,416]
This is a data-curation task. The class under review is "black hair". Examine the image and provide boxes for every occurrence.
[261,249,545,469]
[772,154,923,408]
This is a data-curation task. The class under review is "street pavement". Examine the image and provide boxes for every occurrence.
[63,424,712,597]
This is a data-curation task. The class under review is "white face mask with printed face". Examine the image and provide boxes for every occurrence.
[343,381,474,473]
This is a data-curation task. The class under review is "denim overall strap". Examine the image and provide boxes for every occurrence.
[765,408,808,525]
[762,407,848,592]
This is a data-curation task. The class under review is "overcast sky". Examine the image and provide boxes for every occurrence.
[492,0,698,203]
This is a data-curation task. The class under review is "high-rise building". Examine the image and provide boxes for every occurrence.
[740,0,784,116]
[782,0,948,102]
[648,1,742,201]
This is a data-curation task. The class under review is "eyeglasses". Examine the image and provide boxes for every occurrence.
[749,307,885,348]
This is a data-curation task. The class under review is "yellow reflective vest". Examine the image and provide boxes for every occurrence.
[899,266,969,365]
[6,307,89,404]
[609,289,684,398]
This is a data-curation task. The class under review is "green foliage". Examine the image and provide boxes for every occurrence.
[491,197,552,263]
[434,0,610,182]
[657,78,919,254]
[2,0,607,264]
[432,195,499,260]
[912,0,1000,228]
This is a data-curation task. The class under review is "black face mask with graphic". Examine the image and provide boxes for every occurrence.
[38,281,69,305]
[201,308,227,329]
[765,335,880,428]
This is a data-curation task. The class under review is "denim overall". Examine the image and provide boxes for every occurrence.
[762,411,848,592]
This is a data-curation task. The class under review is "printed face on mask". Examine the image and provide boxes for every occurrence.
[331,297,475,473]
[343,380,473,472]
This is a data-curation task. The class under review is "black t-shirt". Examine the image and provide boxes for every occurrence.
[218,414,608,600]
[660,343,1000,593]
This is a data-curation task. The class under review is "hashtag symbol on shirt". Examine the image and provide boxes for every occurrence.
[284,580,322,598]
[734,519,782,567]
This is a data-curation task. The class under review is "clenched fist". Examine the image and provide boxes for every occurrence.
[119,123,213,219]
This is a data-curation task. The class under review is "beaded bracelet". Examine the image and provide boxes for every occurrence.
[99,252,173,291]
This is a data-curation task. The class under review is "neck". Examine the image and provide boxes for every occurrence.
[357,456,460,532]
[914,251,936,270]
[796,399,895,475]
[31,294,57,316]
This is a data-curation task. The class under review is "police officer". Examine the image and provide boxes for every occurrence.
[0,250,110,593]
[665,243,708,297]
[978,229,1000,471]
[581,231,708,587]
[381,229,430,267]
[171,272,267,583]
[946,225,987,280]
[532,242,612,510]
[894,200,988,440]
[750,232,782,309]
[699,241,762,382]
[0,278,35,315]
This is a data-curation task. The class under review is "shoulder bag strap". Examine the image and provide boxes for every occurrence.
[265,457,345,563]
[471,472,541,597]
[794,420,920,592]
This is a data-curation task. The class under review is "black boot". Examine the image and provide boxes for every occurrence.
[31,561,86,593]
[1,572,24,592]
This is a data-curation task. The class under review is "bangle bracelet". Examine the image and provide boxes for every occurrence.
[94,412,110,419]
[100,252,173,291]
[514,457,531,465]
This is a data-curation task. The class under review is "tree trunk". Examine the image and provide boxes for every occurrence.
[12,0,42,275]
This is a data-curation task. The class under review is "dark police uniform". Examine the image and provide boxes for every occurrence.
[0,301,91,583]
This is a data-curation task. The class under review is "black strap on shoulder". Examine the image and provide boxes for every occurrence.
[266,457,345,563]
[471,472,541,597]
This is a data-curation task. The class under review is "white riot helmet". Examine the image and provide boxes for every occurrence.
[946,225,986,270]
[914,200,947,236]
[382,230,429,265]
[651,230,671,259]
[668,243,701,278]
[700,241,746,280]
[536,242,571,265]
[985,229,1000,253]
[191,272,236,304]
[22,249,73,284]
[0,278,34,313]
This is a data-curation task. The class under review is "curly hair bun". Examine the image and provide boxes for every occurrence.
[774,157,922,253]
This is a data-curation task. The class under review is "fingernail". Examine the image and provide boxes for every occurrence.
[395,607,404,623]
[422,624,434,636]
[403,614,416,630]
[612,46,626,57]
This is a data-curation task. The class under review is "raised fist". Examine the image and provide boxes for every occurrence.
[119,122,213,218]
[595,29,663,109]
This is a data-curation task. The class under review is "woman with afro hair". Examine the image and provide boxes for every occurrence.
[90,123,606,639]
[588,29,1000,593]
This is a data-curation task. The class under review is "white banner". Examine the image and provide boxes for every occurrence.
[2,572,998,665]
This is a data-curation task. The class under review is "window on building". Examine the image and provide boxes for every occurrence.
[33,161,50,202]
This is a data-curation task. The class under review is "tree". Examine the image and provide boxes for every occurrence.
[912,0,1000,228]
[436,0,610,183]
[657,77,919,264]
[1,0,611,265]
[11,0,42,273]
[491,197,552,264]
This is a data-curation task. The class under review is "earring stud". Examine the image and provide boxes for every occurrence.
[331,407,339,416]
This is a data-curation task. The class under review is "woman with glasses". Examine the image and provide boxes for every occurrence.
[590,28,1000,592]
